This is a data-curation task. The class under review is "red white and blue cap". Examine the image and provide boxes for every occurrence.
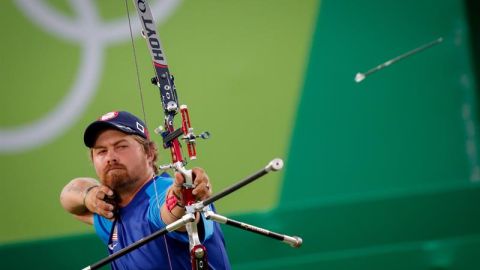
[83,111,149,147]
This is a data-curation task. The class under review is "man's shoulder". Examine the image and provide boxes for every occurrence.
[144,173,173,197]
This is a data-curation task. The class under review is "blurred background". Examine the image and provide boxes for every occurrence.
[1,0,479,269]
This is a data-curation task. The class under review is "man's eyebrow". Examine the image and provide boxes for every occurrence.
[113,139,129,146]
[92,139,129,149]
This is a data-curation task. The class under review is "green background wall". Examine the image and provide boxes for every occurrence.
[1,0,479,269]
[0,0,317,243]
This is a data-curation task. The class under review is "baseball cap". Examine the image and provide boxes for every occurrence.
[83,111,150,147]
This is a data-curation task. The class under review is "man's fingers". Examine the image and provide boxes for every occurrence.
[97,208,115,219]
[96,186,113,198]
[95,190,105,200]
[85,185,115,219]
[192,167,206,185]
[94,198,115,218]
[96,200,115,211]
[193,181,211,192]
[173,168,212,201]
[192,182,212,200]
[172,173,185,200]
[174,172,185,186]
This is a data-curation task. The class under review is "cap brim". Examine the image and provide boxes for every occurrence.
[83,121,137,147]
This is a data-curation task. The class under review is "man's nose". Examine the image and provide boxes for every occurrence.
[106,149,118,163]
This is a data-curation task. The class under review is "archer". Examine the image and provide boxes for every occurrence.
[60,111,231,270]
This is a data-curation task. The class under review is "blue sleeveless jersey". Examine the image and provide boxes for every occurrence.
[93,174,231,270]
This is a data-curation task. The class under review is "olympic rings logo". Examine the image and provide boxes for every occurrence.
[0,0,180,153]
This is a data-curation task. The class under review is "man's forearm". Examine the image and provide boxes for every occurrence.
[60,177,99,215]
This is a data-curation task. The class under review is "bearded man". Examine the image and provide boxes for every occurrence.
[60,111,231,269]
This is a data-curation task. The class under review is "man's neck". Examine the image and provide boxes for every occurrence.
[117,174,155,207]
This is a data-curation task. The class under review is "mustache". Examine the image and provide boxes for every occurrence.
[104,163,127,173]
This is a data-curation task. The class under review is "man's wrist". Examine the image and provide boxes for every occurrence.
[166,189,184,211]
[82,185,99,210]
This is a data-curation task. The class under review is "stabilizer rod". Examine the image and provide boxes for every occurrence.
[204,210,302,248]
[199,159,283,208]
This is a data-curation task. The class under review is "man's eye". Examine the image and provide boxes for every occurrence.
[95,149,106,155]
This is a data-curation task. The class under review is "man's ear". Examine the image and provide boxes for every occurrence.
[147,145,155,161]
[88,149,94,162]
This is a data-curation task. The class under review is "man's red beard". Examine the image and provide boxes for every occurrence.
[101,164,137,193]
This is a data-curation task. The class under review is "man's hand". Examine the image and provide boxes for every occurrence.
[172,167,212,203]
[162,167,212,227]
[84,185,117,219]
